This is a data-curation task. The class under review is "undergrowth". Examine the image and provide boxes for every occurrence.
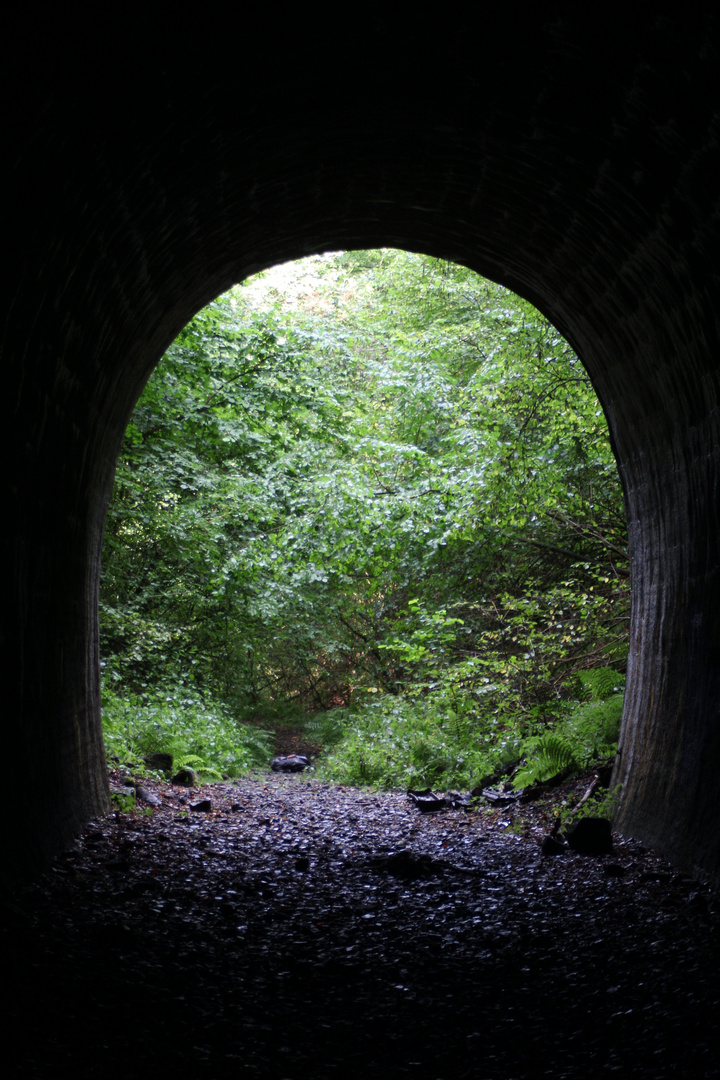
[310,694,521,791]
[312,666,624,792]
[101,663,624,796]
[512,670,624,789]
[102,681,274,780]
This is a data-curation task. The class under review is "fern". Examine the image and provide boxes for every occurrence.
[513,732,578,788]
[174,753,224,781]
[102,682,274,779]
[176,753,205,769]
[577,667,625,701]
[564,694,623,762]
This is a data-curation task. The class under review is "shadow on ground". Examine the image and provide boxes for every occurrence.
[5,773,719,1079]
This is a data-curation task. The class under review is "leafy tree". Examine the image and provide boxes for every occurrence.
[101,250,629,787]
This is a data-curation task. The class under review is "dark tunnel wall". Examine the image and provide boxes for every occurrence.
[3,12,720,884]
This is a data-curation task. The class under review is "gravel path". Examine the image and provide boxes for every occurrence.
[5,771,719,1078]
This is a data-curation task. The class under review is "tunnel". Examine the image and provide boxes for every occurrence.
[3,12,720,887]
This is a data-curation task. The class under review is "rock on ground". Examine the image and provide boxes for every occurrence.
[4,771,719,1079]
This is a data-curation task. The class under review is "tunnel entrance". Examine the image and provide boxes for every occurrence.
[100,250,629,804]
[6,12,720,893]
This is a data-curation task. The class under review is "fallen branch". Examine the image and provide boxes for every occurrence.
[576,775,600,810]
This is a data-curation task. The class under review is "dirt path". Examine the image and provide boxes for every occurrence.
[5,771,719,1078]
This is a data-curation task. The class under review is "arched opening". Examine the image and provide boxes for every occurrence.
[14,256,718,1079]
[7,197,720,888]
[6,15,720,1073]
[100,249,629,800]
[5,10,720,896]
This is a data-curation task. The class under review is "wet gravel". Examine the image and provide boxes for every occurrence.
[5,771,719,1078]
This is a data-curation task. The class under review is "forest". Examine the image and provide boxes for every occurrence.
[100,249,629,799]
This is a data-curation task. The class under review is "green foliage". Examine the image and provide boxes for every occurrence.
[563,693,624,758]
[512,733,579,788]
[316,690,519,791]
[100,249,629,784]
[572,783,622,824]
[576,666,626,701]
[110,790,138,813]
[511,669,624,789]
[102,681,273,780]
[377,599,464,686]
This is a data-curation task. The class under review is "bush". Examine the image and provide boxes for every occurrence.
[512,669,624,788]
[102,681,274,780]
[314,690,522,791]
[314,665,624,794]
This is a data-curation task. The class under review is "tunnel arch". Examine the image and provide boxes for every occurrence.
[100,247,630,765]
[4,13,720,884]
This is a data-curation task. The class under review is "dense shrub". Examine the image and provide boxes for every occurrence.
[102,681,273,780]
